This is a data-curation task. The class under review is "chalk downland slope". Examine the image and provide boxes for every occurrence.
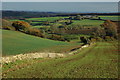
[2,42,118,78]
[2,30,81,56]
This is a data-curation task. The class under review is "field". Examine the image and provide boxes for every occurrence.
[31,25,50,28]
[99,16,120,21]
[26,17,68,21]
[9,16,119,29]
[10,16,105,27]
[2,41,118,78]
[30,19,104,28]
[2,14,119,78]
[71,19,104,27]
[2,30,81,56]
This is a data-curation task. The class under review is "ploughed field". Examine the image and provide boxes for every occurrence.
[2,42,118,78]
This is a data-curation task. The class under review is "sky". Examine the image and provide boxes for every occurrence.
[2,2,118,13]
[1,0,120,2]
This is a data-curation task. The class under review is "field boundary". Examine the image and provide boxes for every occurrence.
[1,44,93,64]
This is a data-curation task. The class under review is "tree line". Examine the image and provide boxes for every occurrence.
[1,18,118,43]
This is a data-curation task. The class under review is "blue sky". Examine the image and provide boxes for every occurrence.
[2,2,118,13]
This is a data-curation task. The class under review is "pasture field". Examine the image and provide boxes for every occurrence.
[2,41,118,78]
[2,30,81,56]
[99,16,120,21]
[10,16,119,29]
[9,17,61,21]
[31,19,105,28]
[31,25,50,28]
[71,19,104,27]
[26,17,68,21]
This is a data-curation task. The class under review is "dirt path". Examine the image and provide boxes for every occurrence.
[2,42,118,78]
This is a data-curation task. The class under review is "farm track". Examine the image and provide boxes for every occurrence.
[2,42,118,78]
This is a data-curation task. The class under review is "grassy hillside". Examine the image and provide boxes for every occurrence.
[71,19,104,27]
[2,30,81,56]
[3,42,118,78]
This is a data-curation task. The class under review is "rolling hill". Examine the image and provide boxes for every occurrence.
[2,42,118,78]
[2,30,81,56]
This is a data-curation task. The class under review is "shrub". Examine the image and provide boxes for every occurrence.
[80,37,88,44]
[90,38,96,42]
[101,20,118,39]
[110,37,115,41]
[50,34,65,41]
[12,21,31,31]
[96,37,103,42]
[43,21,49,25]
[104,36,112,41]
[65,39,70,42]
[25,28,45,38]
[1,19,15,30]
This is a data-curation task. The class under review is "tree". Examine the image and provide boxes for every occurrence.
[80,37,88,44]
[101,20,118,39]
[25,28,45,38]
[69,16,74,20]
[98,17,101,20]
[74,15,82,20]
[50,24,59,33]
[43,21,49,25]
[93,27,106,38]
[12,21,31,31]
[50,34,65,41]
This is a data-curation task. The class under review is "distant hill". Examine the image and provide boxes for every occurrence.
[2,11,60,19]
[2,10,119,19]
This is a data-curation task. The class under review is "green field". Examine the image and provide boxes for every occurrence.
[2,30,81,56]
[2,15,119,78]
[2,42,118,78]
[31,19,105,28]
[71,19,104,27]
[9,17,68,25]
[99,16,120,21]
[31,25,50,28]
[9,17,106,29]
[26,17,68,21]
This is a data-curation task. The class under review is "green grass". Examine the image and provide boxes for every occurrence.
[26,17,68,22]
[2,30,81,56]
[9,17,69,24]
[32,25,50,28]
[3,41,118,78]
[9,19,24,21]
[71,19,104,27]
[99,16,120,21]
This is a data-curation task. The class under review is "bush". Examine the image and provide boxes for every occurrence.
[49,34,65,41]
[96,37,103,42]
[25,28,45,38]
[104,36,112,41]
[12,21,31,31]
[80,37,88,44]
[43,21,49,25]
[90,38,96,42]
[101,20,118,39]
[1,19,15,30]
[64,38,70,42]
[110,37,115,41]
